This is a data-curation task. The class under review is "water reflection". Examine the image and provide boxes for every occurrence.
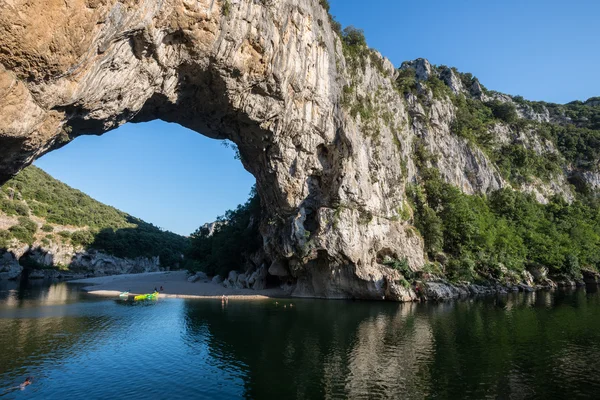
[1,281,599,399]
[182,289,600,399]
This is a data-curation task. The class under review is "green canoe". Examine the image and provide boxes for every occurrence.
[134,292,159,301]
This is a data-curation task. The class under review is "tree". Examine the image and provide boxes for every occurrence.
[342,26,366,47]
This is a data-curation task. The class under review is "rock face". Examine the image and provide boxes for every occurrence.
[0,240,161,280]
[0,1,591,299]
[0,251,22,280]
[0,0,427,300]
[23,242,161,275]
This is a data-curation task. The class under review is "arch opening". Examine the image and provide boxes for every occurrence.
[0,120,296,289]
[0,0,427,300]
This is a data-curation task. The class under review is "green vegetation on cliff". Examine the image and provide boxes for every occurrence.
[408,168,600,282]
[0,166,188,266]
[400,66,600,280]
[186,187,262,277]
[399,63,600,185]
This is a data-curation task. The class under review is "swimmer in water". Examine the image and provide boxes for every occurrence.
[20,377,33,389]
[2,376,32,395]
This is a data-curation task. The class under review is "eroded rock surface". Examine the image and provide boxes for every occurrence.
[0,0,589,299]
[0,0,427,299]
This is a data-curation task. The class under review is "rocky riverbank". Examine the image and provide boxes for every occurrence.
[185,266,600,302]
[0,247,164,282]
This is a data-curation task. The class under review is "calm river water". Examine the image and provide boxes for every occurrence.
[0,280,599,399]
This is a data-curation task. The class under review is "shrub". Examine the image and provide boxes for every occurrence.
[71,230,95,247]
[0,230,11,248]
[383,257,414,280]
[41,224,54,232]
[396,68,417,95]
[58,231,72,241]
[9,217,38,245]
[451,96,494,143]
[14,202,29,216]
[221,0,230,16]
[564,254,581,278]
[9,226,33,244]
[486,100,518,124]
[426,75,452,99]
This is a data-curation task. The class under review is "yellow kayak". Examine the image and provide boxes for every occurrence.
[134,291,159,301]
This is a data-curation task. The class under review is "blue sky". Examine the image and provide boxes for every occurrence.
[35,0,599,235]
[329,0,599,103]
[35,122,255,235]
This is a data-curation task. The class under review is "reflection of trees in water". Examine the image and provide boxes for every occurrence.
[182,300,435,399]
[425,291,600,399]
[182,290,600,399]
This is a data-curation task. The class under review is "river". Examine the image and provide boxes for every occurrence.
[1,280,599,399]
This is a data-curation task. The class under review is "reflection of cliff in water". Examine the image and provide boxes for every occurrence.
[0,282,113,381]
[182,300,436,399]
[0,280,82,308]
[182,290,600,399]
[342,302,434,398]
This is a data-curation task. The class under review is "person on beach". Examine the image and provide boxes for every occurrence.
[160,286,164,291]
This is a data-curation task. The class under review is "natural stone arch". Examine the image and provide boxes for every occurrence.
[0,0,425,300]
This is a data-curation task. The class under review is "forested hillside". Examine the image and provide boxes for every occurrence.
[0,166,188,267]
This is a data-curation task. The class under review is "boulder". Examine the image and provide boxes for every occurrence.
[187,271,208,283]
[236,273,247,289]
[522,270,535,286]
[385,278,417,302]
[248,264,268,290]
[227,270,239,283]
[211,275,224,285]
[581,269,600,284]
[268,260,289,277]
[423,280,469,301]
[0,252,22,280]
[528,265,548,282]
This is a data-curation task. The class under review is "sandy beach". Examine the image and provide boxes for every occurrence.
[70,271,287,300]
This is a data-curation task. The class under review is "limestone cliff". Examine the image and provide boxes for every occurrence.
[0,0,598,299]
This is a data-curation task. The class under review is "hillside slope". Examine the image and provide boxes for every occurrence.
[0,166,188,280]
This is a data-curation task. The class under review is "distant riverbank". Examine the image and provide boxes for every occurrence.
[71,271,287,300]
